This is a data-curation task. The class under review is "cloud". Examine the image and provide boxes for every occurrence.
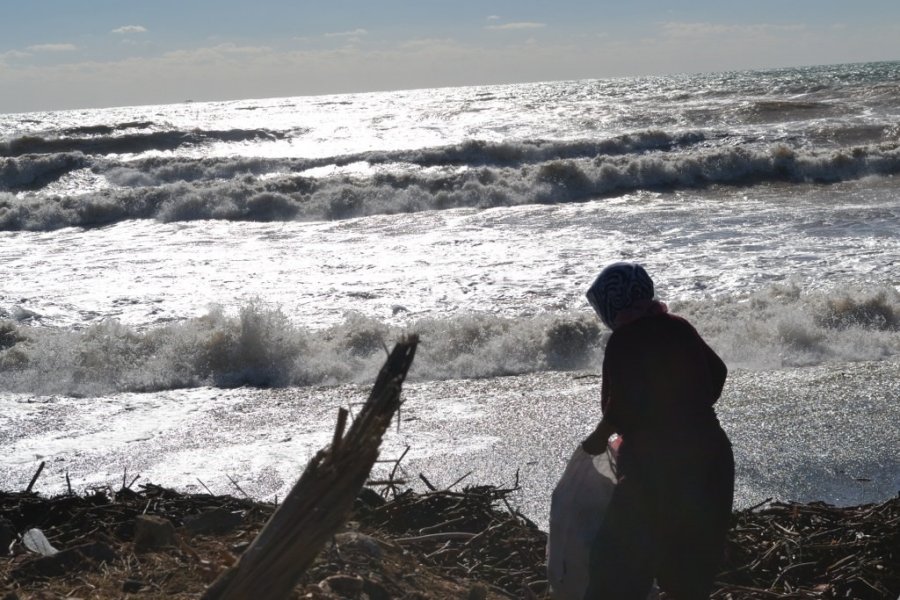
[486,22,546,31]
[324,28,368,38]
[27,43,77,52]
[661,22,806,38]
[486,15,501,21]
[112,25,148,35]
[1,50,31,60]
[162,43,272,61]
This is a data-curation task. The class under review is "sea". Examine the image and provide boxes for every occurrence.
[1,61,898,528]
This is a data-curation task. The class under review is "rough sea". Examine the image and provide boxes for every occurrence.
[1,61,898,528]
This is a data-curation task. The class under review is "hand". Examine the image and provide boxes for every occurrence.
[581,435,608,456]
[582,419,615,455]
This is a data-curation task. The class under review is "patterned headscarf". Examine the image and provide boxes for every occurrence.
[586,262,655,329]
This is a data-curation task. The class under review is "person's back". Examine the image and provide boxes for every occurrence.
[581,263,734,600]
[601,312,726,437]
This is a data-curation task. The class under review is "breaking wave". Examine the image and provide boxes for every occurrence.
[1,286,897,397]
[2,140,900,231]
[0,128,287,158]
[0,153,88,190]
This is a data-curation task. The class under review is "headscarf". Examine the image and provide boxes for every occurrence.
[586,262,657,329]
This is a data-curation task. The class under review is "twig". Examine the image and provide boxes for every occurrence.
[446,471,472,491]
[225,474,250,499]
[395,532,477,544]
[197,478,214,495]
[366,479,408,486]
[419,473,437,491]
[25,460,45,493]
[389,445,410,483]
[748,497,774,512]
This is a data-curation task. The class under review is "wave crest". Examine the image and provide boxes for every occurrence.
[2,285,898,397]
[0,128,287,158]
[4,140,900,231]
[0,153,88,190]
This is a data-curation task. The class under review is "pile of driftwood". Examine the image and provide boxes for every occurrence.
[713,497,899,599]
[1,480,898,598]
[357,480,549,598]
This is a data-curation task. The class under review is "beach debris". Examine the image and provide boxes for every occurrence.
[11,541,116,581]
[21,529,56,557]
[183,507,244,535]
[201,335,418,600]
[0,480,897,598]
[133,514,177,552]
[357,482,549,597]
[712,497,900,599]
[23,462,44,494]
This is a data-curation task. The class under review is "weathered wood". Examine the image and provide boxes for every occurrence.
[201,335,418,600]
[25,461,45,493]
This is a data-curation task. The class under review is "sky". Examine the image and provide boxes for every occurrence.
[1,1,899,114]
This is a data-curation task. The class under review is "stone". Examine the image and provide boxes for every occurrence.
[133,515,177,552]
[183,508,243,535]
[320,574,364,598]
[332,531,382,561]
[11,541,116,581]
[230,540,251,555]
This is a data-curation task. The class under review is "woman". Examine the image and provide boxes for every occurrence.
[581,262,734,600]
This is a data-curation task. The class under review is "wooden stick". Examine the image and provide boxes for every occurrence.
[419,473,437,491]
[331,407,348,455]
[395,532,476,543]
[202,335,418,600]
[446,471,472,491]
[225,474,250,499]
[197,478,214,495]
[25,461,45,493]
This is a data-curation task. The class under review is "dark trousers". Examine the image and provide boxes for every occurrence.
[584,427,734,600]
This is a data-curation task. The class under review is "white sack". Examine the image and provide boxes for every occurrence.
[547,445,617,600]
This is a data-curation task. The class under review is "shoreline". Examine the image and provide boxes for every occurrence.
[2,362,898,531]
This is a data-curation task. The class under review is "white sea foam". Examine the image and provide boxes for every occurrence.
[1,286,897,396]
[2,141,900,231]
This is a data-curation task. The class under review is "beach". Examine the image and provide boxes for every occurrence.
[2,61,899,525]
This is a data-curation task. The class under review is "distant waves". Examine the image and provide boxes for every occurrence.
[3,133,900,231]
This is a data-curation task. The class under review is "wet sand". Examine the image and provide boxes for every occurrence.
[1,361,897,529]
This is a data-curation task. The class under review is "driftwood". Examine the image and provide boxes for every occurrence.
[1,476,897,597]
[201,335,418,600]
[712,498,900,599]
[355,482,549,597]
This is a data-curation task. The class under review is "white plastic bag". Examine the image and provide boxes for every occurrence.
[547,445,617,600]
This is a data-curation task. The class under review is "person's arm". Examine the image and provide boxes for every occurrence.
[584,332,622,455]
[582,418,616,455]
[704,342,728,399]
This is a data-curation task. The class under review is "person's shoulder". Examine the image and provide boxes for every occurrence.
[661,312,693,327]
[657,313,712,346]
[658,312,699,330]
